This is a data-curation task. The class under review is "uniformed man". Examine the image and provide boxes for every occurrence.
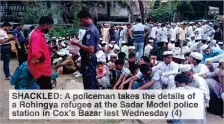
[71,10,99,89]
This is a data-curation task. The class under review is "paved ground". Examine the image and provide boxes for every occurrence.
[0,60,223,124]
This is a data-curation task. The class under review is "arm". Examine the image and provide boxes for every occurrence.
[71,31,95,54]
[129,29,134,39]
[145,27,150,36]
[118,76,138,89]
[113,74,125,89]
[206,53,223,63]
[137,79,156,90]
[128,79,135,89]
[30,36,44,62]
[0,37,14,44]
[12,30,21,48]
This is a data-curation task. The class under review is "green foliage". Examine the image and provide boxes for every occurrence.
[21,3,54,24]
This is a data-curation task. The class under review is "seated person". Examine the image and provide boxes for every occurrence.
[96,62,110,89]
[118,52,129,68]
[184,52,191,64]
[118,64,161,89]
[57,52,77,74]
[113,64,139,89]
[107,53,118,71]
[110,59,130,86]
[127,53,136,69]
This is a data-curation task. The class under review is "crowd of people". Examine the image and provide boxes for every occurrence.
[0,9,224,122]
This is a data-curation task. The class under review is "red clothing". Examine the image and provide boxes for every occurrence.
[28,28,51,79]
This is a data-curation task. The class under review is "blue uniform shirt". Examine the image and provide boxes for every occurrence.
[12,28,25,43]
[81,23,99,54]
[202,48,222,64]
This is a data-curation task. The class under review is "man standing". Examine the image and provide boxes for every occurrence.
[130,18,150,59]
[71,10,99,89]
[28,16,54,89]
[0,22,15,80]
[12,23,27,65]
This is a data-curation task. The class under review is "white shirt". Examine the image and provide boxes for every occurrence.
[0,29,10,45]
[191,75,210,107]
[160,27,168,42]
[194,27,203,40]
[170,27,177,41]
[150,26,158,39]
[78,29,86,41]
[187,26,194,40]
[144,44,153,56]
[152,61,179,76]
[192,64,209,75]
[201,24,209,40]
[96,50,106,63]
[156,28,162,42]
[120,67,131,74]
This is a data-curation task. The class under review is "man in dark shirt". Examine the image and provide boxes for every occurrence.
[109,25,115,43]
[12,23,27,65]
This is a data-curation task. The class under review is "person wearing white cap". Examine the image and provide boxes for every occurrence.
[160,23,168,42]
[144,39,153,57]
[156,23,162,43]
[101,24,110,43]
[149,22,158,47]
[199,58,224,101]
[170,23,177,43]
[194,22,203,42]
[96,44,106,63]
[106,44,114,61]
[189,52,209,75]
[201,20,209,40]
[200,44,222,64]
[152,51,179,89]
[106,53,118,71]
[179,64,210,108]
[205,52,224,63]
[187,22,194,41]
[210,39,220,49]
[57,51,77,74]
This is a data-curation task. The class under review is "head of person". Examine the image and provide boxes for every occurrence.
[171,23,176,28]
[111,25,115,29]
[202,20,206,25]
[174,73,191,87]
[147,18,151,23]
[97,61,104,71]
[200,44,210,55]
[113,48,120,54]
[30,25,35,31]
[1,22,11,32]
[184,52,191,63]
[110,55,118,63]
[111,41,116,45]
[115,59,125,70]
[51,40,57,46]
[219,58,224,70]
[197,22,201,27]
[38,16,54,34]
[128,46,135,53]
[24,41,29,49]
[138,56,150,65]
[107,44,114,51]
[157,42,164,48]
[118,52,126,61]
[139,64,152,77]
[126,23,131,29]
[129,64,139,76]
[51,46,58,53]
[148,39,153,45]
[179,64,194,80]
[136,18,141,23]
[161,23,165,27]
[163,51,173,64]
[47,40,52,46]
[189,52,202,65]
[17,23,23,30]
[128,53,135,63]
[77,10,92,27]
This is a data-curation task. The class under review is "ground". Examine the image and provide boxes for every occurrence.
[0,60,223,124]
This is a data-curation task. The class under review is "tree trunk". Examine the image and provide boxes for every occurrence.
[138,0,145,24]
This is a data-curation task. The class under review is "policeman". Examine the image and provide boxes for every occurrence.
[71,10,99,89]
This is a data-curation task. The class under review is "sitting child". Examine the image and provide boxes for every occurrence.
[96,62,110,89]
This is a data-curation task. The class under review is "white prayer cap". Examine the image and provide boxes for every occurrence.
[198,22,201,25]
[209,22,213,25]
[202,20,207,22]
[110,53,118,58]
[61,42,66,47]
[128,46,135,50]
[200,44,209,51]
[114,45,120,50]
[218,42,223,45]
[190,52,203,60]
[187,42,194,47]
[100,38,103,40]
[171,23,175,25]
[206,37,211,41]
[62,37,65,40]
[158,23,162,26]
[191,33,195,37]
[121,41,126,44]
[163,51,173,56]
[111,41,116,43]
[58,37,62,39]
[212,40,216,44]
[179,64,192,72]
[193,26,196,28]
[219,58,224,63]
[57,51,66,56]
[108,44,114,49]
[52,36,56,39]
[148,39,153,43]
[189,22,194,24]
